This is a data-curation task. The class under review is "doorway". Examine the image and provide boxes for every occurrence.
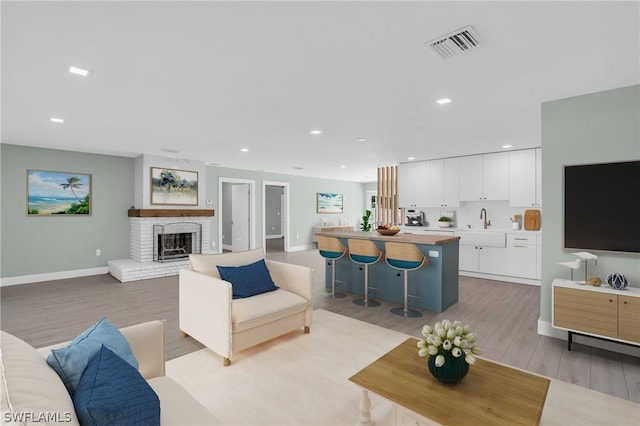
[263,181,289,253]
[219,178,256,252]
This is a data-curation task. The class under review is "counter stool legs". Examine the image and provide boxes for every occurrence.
[353,264,380,307]
[390,270,422,318]
[326,259,346,298]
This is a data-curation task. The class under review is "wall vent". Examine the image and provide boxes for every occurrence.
[427,26,481,58]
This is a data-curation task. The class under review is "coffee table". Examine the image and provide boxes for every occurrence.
[349,338,550,425]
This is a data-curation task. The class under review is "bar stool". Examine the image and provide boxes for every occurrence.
[317,236,347,298]
[385,241,428,318]
[347,239,382,307]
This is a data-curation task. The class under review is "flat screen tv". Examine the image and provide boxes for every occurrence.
[564,160,640,254]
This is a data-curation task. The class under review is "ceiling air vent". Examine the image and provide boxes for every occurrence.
[427,26,481,58]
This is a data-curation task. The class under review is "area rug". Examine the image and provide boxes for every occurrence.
[165,309,411,425]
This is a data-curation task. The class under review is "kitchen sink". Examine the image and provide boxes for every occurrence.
[454,230,506,247]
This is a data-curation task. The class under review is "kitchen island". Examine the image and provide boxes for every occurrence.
[315,230,460,312]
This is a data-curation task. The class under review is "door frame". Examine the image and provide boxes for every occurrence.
[263,181,290,252]
[219,177,256,252]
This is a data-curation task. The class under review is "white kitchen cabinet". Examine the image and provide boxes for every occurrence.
[456,230,506,275]
[506,233,538,279]
[398,161,429,208]
[459,152,509,201]
[427,158,460,207]
[509,148,542,207]
[459,245,506,275]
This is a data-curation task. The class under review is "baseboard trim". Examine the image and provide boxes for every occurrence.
[287,244,315,252]
[0,267,109,287]
[538,319,640,357]
[459,271,540,286]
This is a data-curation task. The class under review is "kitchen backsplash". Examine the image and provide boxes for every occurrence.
[418,200,540,230]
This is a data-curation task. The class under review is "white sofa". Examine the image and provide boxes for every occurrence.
[180,248,313,366]
[1,320,220,425]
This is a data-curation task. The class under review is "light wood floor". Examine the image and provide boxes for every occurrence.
[2,246,639,403]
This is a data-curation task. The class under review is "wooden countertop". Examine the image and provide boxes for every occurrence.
[314,230,460,245]
[350,338,549,426]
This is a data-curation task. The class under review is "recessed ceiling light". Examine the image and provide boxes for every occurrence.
[502,144,513,149]
[68,65,90,77]
[50,117,64,123]
[407,156,415,161]
[240,148,249,152]
[436,98,452,105]
[357,137,367,142]
[206,161,220,166]
[310,129,322,135]
[163,148,180,154]
[340,165,347,168]
[294,166,304,170]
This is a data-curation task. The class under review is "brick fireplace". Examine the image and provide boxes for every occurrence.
[108,209,214,282]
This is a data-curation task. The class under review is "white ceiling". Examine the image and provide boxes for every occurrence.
[2,1,639,182]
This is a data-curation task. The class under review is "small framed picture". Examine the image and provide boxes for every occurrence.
[317,192,343,214]
[150,167,199,205]
[27,170,92,216]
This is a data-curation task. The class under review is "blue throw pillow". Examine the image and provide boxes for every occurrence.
[217,259,279,299]
[73,345,160,426]
[47,317,138,396]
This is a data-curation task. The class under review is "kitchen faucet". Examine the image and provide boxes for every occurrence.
[480,208,491,229]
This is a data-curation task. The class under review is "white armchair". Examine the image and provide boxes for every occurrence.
[179,248,313,366]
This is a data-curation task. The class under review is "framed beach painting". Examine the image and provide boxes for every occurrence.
[317,192,343,214]
[150,167,199,205]
[27,170,92,216]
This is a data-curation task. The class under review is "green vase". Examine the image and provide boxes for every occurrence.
[427,351,469,383]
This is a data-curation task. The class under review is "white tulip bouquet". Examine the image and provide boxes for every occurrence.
[417,320,481,367]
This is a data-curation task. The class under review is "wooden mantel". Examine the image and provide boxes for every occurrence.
[128,209,215,218]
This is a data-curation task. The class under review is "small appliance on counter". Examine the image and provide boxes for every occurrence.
[405,210,425,226]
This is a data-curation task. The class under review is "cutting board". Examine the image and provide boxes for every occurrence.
[524,209,541,230]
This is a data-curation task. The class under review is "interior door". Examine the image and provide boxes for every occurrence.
[231,183,250,252]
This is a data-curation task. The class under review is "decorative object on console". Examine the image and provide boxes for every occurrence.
[573,251,598,282]
[586,276,602,287]
[606,273,629,290]
[558,259,581,281]
[417,320,481,384]
[150,167,198,206]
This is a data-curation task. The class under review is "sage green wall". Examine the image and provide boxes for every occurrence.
[205,167,369,248]
[1,144,134,278]
[540,85,640,322]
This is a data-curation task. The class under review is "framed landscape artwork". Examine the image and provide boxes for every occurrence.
[317,192,344,214]
[27,170,92,216]
[151,167,199,205]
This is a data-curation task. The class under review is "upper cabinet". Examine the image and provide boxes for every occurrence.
[459,152,509,201]
[427,158,460,207]
[398,149,539,208]
[509,148,542,207]
[398,161,429,208]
